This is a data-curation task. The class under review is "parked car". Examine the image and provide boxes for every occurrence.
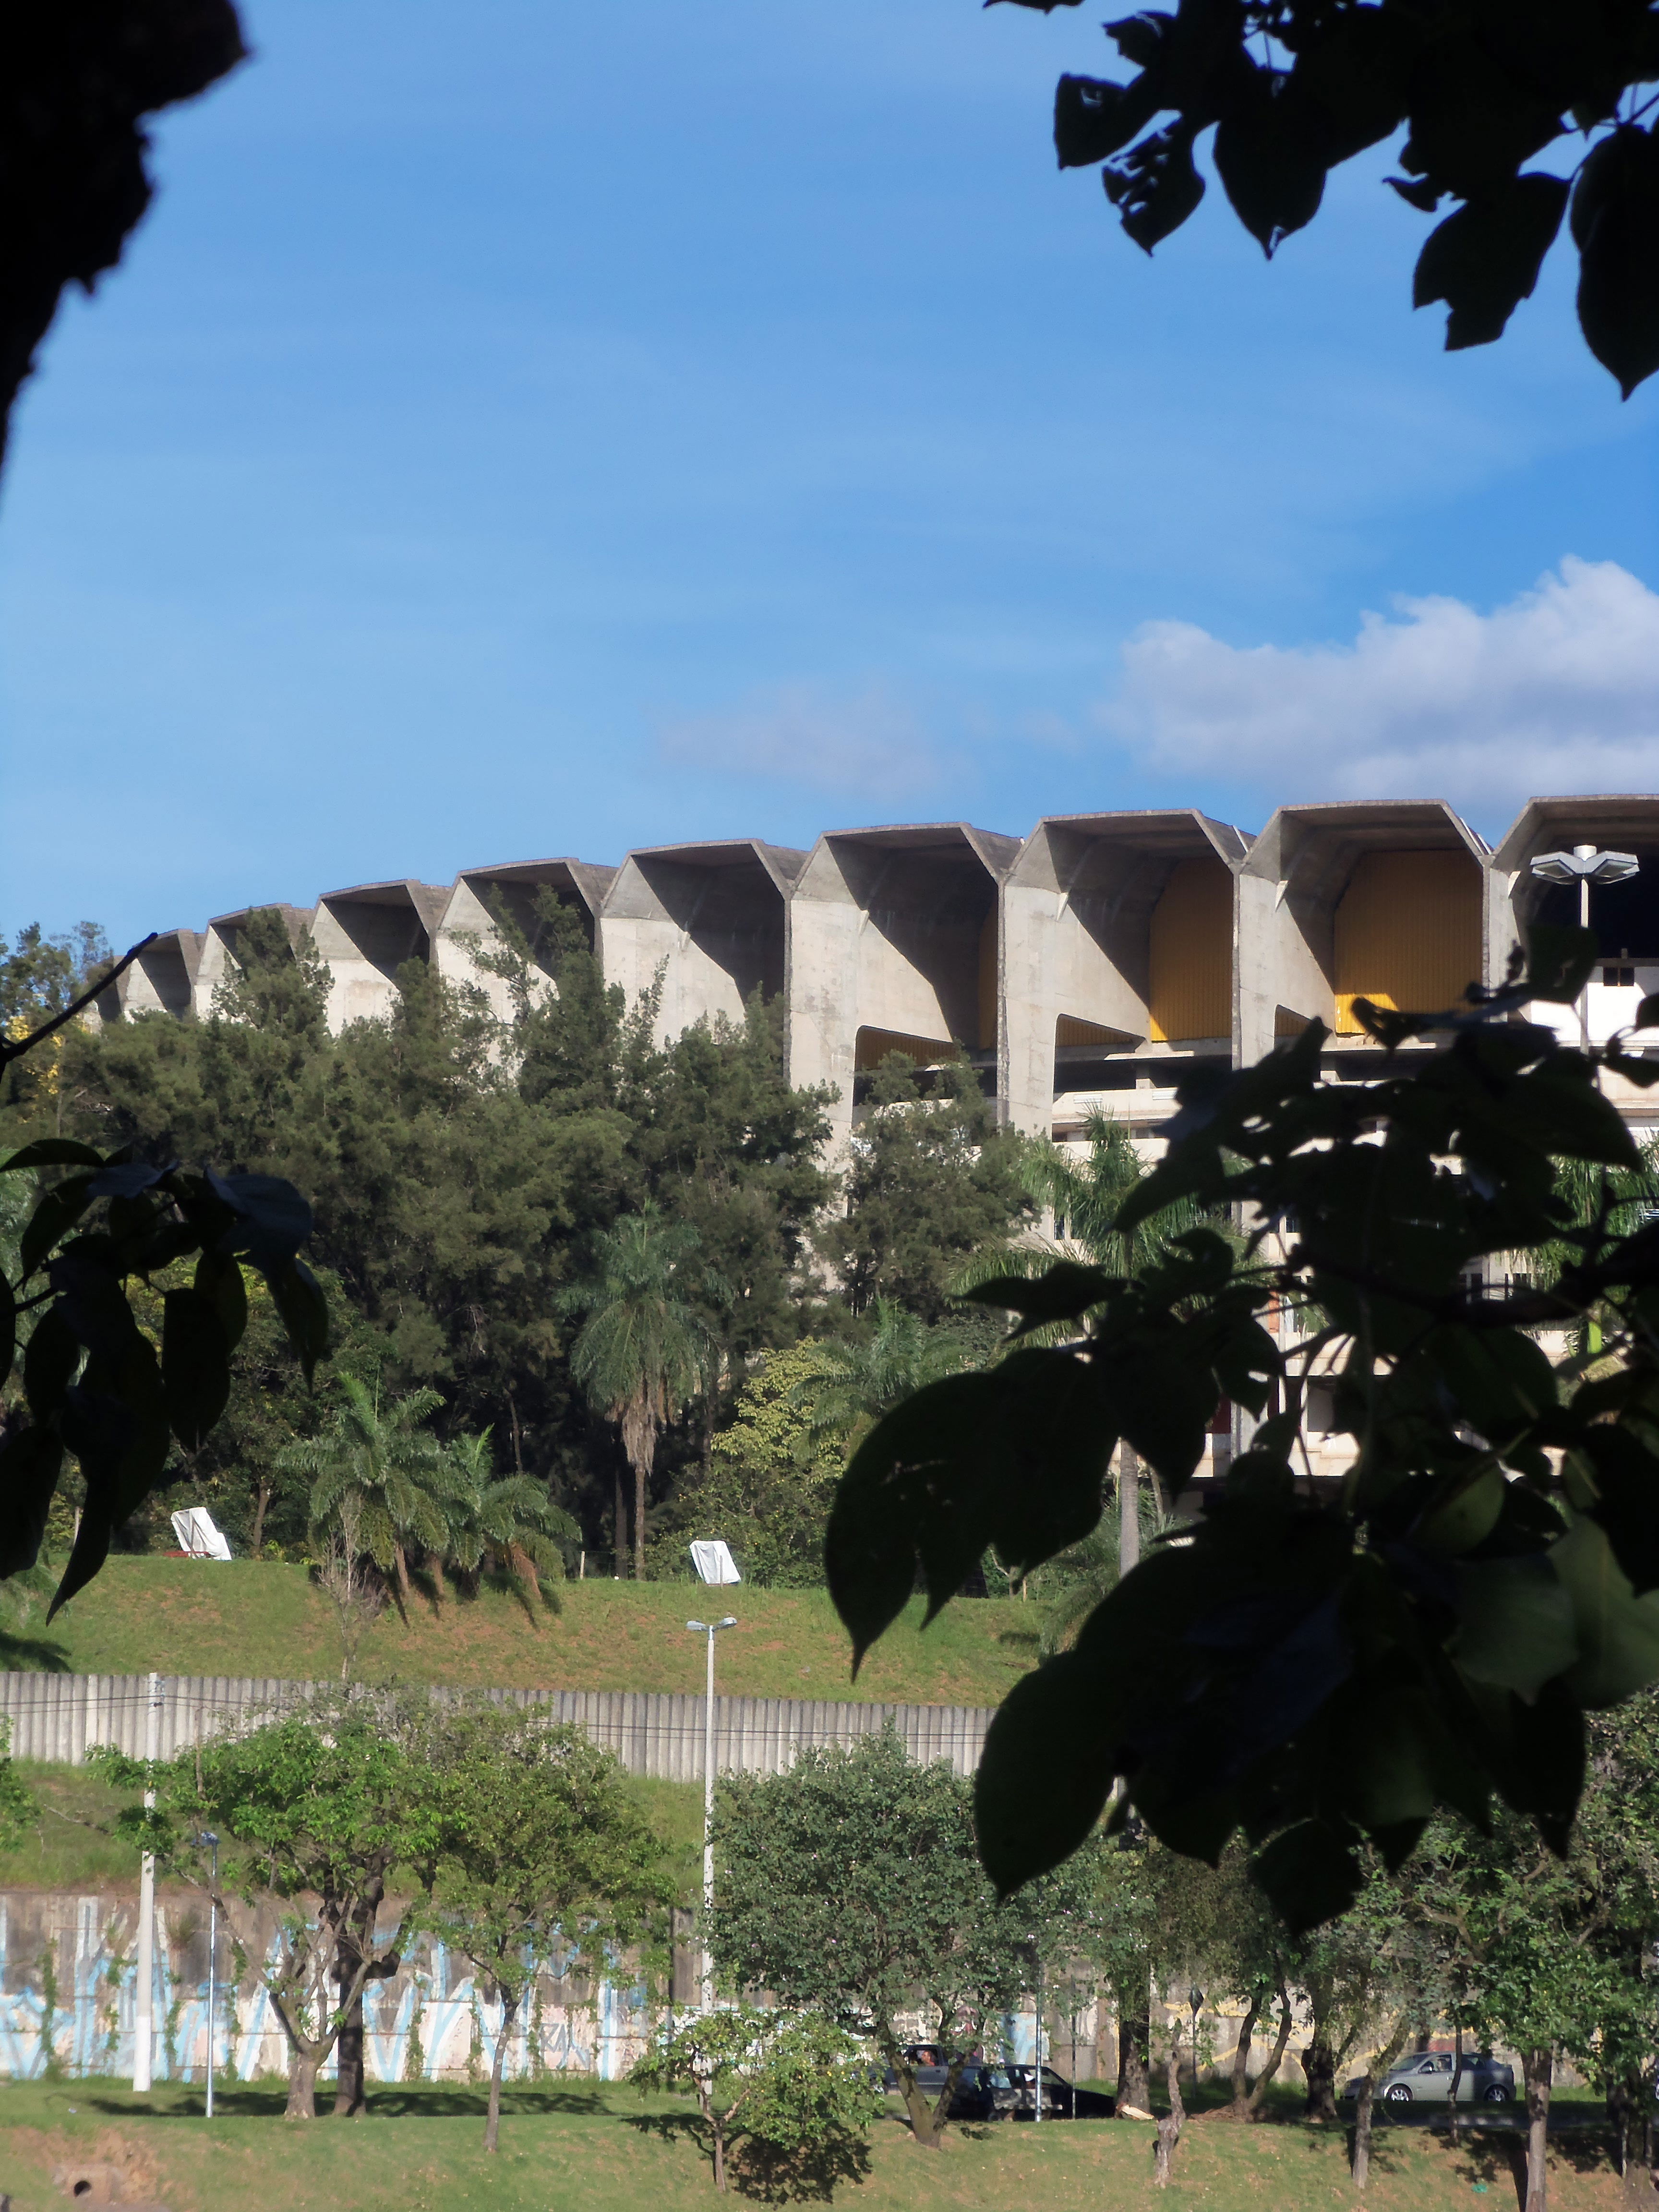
[1007,2063,1116,2119]
[1343,2053,1515,2106]
[882,2046,1019,2122]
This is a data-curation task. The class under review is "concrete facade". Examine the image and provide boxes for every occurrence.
[114,793,1659,1146]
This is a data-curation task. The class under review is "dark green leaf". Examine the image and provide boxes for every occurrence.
[23,1310,80,1421]
[1250,1819,1362,1935]
[1573,123,1659,397]
[1413,173,1569,349]
[19,1173,96,1279]
[162,1287,230,1451]
[1104,118,1204,253]
[209,1171,314,1267]
[1524,922,1599,1005]
[0,1268,13,1380]
[1054,72,1157,167]
[0,1422,64,1576]
[1452,1553,1577,1699]
[48,1252,142,1363]
[1635,993,1659,1031]
[1214,76,1327,255]
[261,1255,329,1382]
[1552,1517,1659,1707]
[0,1139,105,1172]
[1571,1427,1659,1595]
[193,1248,249,1355]
[1497,1678,1585,1855]
[974,1652,1119,1897]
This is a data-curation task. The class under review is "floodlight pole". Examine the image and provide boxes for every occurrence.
[133,1671,161,2093]
[687,1615,736,2010]
[198,1830,219,2117]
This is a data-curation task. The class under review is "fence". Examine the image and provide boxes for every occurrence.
[0,1672,994,1779]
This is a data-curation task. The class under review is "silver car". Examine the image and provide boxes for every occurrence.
[1348,2052,1514,2106]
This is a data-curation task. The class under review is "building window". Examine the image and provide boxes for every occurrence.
[1603,963,1637,988]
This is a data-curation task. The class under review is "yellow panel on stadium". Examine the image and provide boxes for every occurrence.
[1148,856,1233,1042]
[1334,850,1481,1034]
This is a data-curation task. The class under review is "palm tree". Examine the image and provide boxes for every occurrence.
[280,1376,461,1611]
[565,1206,708,1579]
[442,1428,578,1606]
[796,1299,966,1456]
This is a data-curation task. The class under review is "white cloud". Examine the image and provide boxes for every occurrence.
[1099,558,1659,820]
[657,680,954,800]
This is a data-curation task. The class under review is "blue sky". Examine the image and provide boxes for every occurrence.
[4,0,1658,947]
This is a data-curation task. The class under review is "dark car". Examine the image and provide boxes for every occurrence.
[1343,2052,1515,2106]
[1007,2063,1116,2119]
[882,2045,1019,2122]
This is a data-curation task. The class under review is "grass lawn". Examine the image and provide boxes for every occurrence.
[0,2077,1632,2212]
[0,1561,1034,1707]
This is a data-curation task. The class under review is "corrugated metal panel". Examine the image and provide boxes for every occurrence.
[1334,851,1481,1034]
[1056,1015,1135,1048]
[1148,857,1233,1042]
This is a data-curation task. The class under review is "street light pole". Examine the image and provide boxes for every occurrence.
[1529,843,1640,1048]
[198,1830,219,2118]
[686,1615,736,2010]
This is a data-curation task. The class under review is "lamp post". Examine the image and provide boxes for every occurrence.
[686,1615,737,2009]
[197,1831,219,2117]
[1529,843,1639,1046]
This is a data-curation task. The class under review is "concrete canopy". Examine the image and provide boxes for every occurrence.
[1491,796,1659,967]
[311,880,450,1030]
[117,928,204,1021]
[436,857,618,1016]
[1003,810,1248,1137]
[1238,801,1490,1063]
[601,838,806,1042]
[190,903,317,1019]
[789,821,1020,1134]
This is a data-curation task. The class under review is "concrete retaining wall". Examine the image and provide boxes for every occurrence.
[0,1673,994,1779]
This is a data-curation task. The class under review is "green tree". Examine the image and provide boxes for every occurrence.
[422,1706,671,2151]
[106,1689,442,2120]
[280,1376,459,1611]
[0,1718,33,1849]
[828,932,1659,1941]
[1013,0,1659,397]
[566,1207,709,1580]
[631,2004,883,2197]
[817,1056,1032,1322]
[797,1299,967,1458]
[705,1724,1103,2150]
[648,1340,842,1587]
[439,1429,577,1605]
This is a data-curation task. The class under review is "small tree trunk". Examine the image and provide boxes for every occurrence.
[1118,1445,1140,1577]
[1524,2048,1552,2212]
[896,2065,947,2149]
[1303,2035,1337,2122]
[1154,2029,1186,2186]
[1228,1996,1262,2117]
[286,2048,320,2120]
[1353,2074,1377,2191]
[484,1992,516,2152]
[250,1476,271,1556]
[712,2116,727,2193]
[1116,1981,1152,2116]
[334,1984,366,2117]
[635,1452,648,1581]
[614,1466,628,1576]
[1244,1985,1293,2120]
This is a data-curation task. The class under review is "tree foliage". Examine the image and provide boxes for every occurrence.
[705,1724,1106,2149]
[830,929,1659,1935]
[421,1706,671,2151]
[631,2005,882,2196]
[817,1057,1032,1322]
[1011,0,1659,395]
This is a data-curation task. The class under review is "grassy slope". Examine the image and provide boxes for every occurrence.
[0,1561,1034,1706]
[0,2080,1629,2212]
[0,1763,710,1900]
